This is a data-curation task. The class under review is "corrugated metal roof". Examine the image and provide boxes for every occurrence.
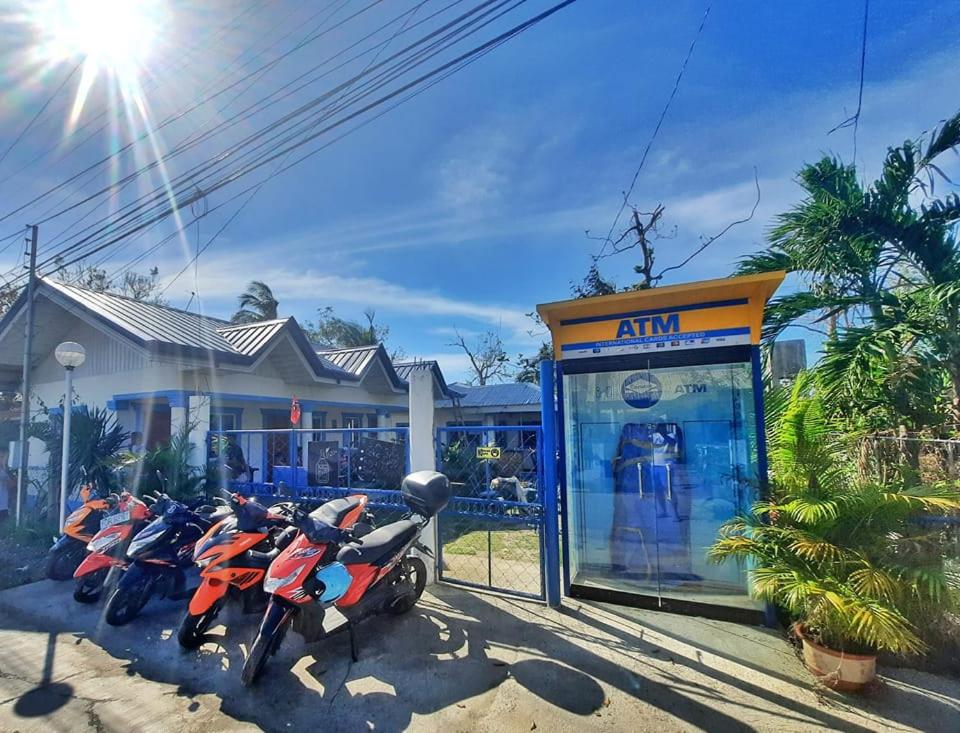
[36,279,354,380]
[217,320,288,356]
[46,279,236,353]
[317,345,379,376]
[438,382,541,408]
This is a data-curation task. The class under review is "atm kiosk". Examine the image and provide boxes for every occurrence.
[537,272,784,623]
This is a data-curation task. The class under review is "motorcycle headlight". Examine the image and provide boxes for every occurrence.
[195,555,216,569]
[262,568,300,595]
[127,535,154,557]
[88,534,120,553]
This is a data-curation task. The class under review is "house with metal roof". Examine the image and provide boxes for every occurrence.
[435,381,542,453]
[0,279,455,475]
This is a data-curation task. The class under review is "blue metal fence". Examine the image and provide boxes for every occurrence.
[436,424,546,601]
[208,427,409,508]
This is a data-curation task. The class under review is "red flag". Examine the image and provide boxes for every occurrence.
[290,395,301,426]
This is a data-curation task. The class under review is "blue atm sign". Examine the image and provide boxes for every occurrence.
[615,313,679,339]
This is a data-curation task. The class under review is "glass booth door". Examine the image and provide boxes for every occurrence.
[562,356,761,615]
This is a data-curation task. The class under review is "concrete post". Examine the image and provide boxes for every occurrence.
[408,365,438,583]
[188,395,210,471]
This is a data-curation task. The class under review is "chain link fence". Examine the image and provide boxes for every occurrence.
[849,435,960,484]
[436,425,545,600]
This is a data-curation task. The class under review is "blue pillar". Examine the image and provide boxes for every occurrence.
[540,359,561,608]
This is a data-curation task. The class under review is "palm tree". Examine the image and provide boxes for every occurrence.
[739,111,960,428]
[709,373,960,656]
[231,281,279,324]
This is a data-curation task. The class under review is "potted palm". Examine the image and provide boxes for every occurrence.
[710,374,960,691]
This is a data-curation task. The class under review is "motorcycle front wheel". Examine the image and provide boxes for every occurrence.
[45,541,85,580]
[104,567,153,626]
[177,599,225,650]
[241,600,292,687]
[73,568,108,603]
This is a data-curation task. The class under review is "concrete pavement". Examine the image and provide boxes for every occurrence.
[0,579,957,732]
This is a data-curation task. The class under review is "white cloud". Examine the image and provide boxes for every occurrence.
[159,249,533,338]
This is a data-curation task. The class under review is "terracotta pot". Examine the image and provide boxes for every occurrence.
[794,624,876,692]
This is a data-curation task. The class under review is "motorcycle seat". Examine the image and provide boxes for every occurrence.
[337,519,418,567]
[311,495,365,528]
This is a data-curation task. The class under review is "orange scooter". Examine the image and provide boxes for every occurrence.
[178,491,371,649]
[73,492,152,603]
[45,479,111,580]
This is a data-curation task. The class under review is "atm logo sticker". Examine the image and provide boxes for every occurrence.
[615,313,679,339]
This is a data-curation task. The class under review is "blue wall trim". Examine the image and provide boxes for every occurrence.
[110,390,408,414]
[558,298,749,326]
[111,390,189,407]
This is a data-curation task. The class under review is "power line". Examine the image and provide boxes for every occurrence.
[29,0,497,243]
[0,62,82,169]
[828,0,869,164]
[6,0,580,287]
[27,0,519,271]
[156,0,431,297]
[0,0,265,190]
[0,0,390,227]
[598,4,710,257]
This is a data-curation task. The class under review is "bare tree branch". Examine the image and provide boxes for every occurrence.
[447,329,511,386]
[655,168,761,281]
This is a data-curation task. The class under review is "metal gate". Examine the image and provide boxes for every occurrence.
[436,425,546,600]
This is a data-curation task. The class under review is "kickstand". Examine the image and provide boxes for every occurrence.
[348,621,359,663]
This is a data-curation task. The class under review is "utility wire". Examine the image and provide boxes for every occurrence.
[0,0,264,190]
[155,0,430,296]
[828,0,869,164]
[29,0,518,270]
[0,0,390,226]
[6,0,580,287]
[16,0,474,267]
[598,4,710,256]
[29,0,499,242]
[0,62,82,169]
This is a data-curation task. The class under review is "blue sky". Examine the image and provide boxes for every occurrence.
[0,0,958,381]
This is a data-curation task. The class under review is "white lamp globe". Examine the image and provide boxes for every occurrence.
[55,341,86,369]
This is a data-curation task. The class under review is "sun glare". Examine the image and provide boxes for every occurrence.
[30,0,164,123]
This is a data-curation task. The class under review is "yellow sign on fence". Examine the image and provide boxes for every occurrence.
[476,446,501,460]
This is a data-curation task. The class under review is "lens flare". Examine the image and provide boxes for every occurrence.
[29,0,165,124]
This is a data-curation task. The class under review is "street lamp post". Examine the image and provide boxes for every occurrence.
[55,341,86,531]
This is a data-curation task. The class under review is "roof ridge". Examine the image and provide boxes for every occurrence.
[216,317,291,332]
[316,344,381,354]
[43,276,232,324]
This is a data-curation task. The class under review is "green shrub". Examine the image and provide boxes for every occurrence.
[710,373,960,656]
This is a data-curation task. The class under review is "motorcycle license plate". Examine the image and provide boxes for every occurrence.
[100,510,130,530]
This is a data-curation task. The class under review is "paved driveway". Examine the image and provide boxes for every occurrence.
[0,580,957,732]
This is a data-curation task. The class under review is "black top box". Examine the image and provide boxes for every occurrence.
[401,470,451,518]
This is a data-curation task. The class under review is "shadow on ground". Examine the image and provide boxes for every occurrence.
[1,580,958,732]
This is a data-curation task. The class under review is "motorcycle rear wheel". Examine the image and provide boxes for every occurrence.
[177,599,224,649]
[104,570,152,626]
[388,556,427,615]
[241,601,291,687]
[73,568,108,603]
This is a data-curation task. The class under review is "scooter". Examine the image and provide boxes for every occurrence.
[103,492,223,626]
[177,491,297,648]
[44,473,111,580]
[178,491,374,649]
[241,471,450,686]
[72,491,152,603]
